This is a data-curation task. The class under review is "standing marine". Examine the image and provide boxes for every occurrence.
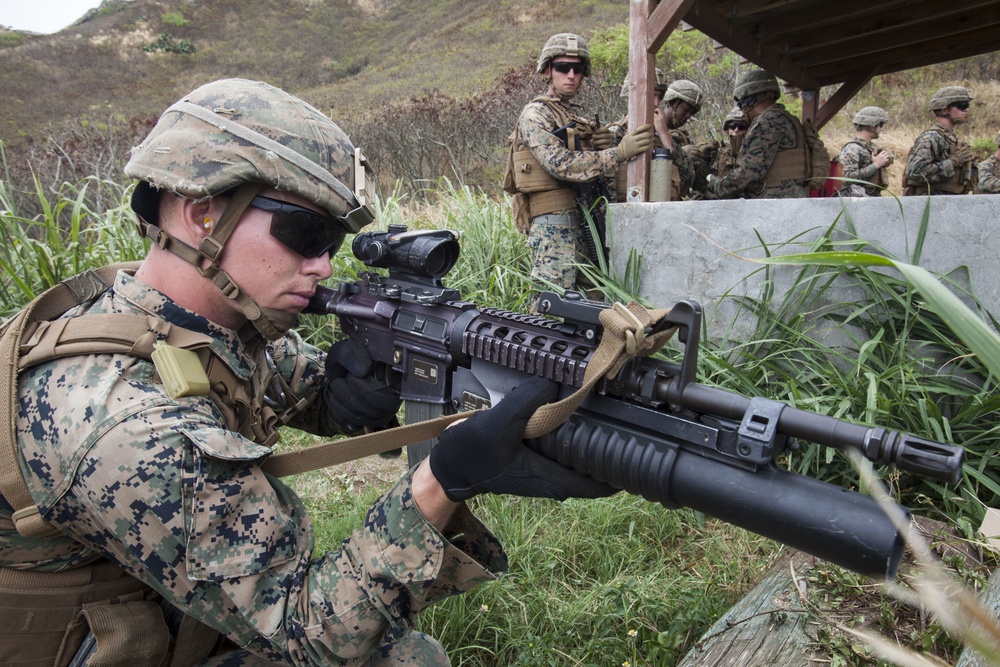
[506,33,652,309]
[651,79,702,199]
[707,69,811,199]
[838,106,894,197]
[977,131,1000,194]
[902,86,975,196]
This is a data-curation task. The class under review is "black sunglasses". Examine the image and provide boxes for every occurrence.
[725,122,748,131]
[951,101,970,111]
[551,61,585,75]
[250,195,346,259]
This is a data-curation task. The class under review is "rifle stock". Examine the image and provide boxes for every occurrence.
[307,227,965,579]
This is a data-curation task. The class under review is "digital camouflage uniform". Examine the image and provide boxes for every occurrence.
[978,155,1000,194]
[838,138,886,197]
[517,94,620,293]
[710,103,807,200]
[1,269,506,665]
[903,120,973,195]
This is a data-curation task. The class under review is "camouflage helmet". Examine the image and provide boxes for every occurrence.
[125,78,372,232]
[537,33,591,77]
[723,106,747,128]
[124,78,375,340]
[620,68,669,98]
[664,79,703,112]
[733,69,780,101]
[929,86,973,111]
[852,106,889,128]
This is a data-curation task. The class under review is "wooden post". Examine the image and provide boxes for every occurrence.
[626,0,698,202]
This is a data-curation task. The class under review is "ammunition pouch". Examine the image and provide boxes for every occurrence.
[0,560,219,667]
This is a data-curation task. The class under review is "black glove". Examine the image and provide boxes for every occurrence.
[323,339,401,433]
[429,377,618,502]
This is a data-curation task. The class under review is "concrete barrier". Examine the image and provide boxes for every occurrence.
[609,194,1000,346]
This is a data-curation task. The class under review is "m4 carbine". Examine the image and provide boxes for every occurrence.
[306,226,965,579]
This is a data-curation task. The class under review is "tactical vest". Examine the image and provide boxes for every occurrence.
[762,107,810,187]
[0,263,306,665]
[843,139,888,189]
[903,125,973,195]
[506,96,596,228]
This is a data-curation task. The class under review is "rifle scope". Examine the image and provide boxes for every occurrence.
[352,226,460,279]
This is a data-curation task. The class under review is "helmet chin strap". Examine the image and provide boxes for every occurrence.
[139,182,294,341]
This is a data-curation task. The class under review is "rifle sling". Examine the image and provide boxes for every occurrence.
[263,301,678,477]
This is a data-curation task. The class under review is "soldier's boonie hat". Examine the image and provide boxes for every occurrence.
[620,68,669,97]
[664,80,703,112]
[733,70,780,101]
[537,33,591,77]
[929,86,973,111]
[852,106,889,127]
[125,78,373,233]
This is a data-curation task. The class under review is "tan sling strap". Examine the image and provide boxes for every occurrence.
[262,301,678,478]
[1,262,141,538]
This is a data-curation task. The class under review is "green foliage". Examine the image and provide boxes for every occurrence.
[0,31,24,49]
[161,11,189,27]
[141,33,195,55]
[588,23,630,83]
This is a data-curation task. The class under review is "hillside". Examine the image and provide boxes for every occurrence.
[0,0,626,152]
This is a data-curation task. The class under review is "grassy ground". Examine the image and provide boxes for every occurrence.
[3,177,1000,665]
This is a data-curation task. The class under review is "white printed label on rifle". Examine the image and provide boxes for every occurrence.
[410,359,439,384]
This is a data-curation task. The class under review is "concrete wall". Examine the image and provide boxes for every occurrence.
[609,195,1000,346]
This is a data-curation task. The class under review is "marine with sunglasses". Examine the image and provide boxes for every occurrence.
[707,69,810,200]
[837,106,894,197]
[507,33,652,311]
[0,78,614,666]
[903,86,975,196]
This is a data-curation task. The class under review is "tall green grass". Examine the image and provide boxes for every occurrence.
[3,176,997,665]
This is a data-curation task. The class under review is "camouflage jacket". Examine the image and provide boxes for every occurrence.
[1,270,505,664]
[838,138,886,197]
[978,155,1000,194]
[517,93,621,184]
[903,121,971,194]
[710,103,807,200]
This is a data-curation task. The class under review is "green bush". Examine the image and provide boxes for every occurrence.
[141,33,195,55]
[161,11,189,27]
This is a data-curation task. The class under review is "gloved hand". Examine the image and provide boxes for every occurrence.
[429,377,618,502]
[592,126,615,151]
[613,124,653,162]
[951,145,974,168]
[323,339,401,433]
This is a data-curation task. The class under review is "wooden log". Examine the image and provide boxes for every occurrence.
[678,551,825,666]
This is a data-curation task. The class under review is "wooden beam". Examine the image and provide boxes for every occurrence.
[627,0,656,202]
[778,5,1000,59]
[811,29,1000,84]
[813,68,876,130]
[683,4,819,90]
[647,0,699,53]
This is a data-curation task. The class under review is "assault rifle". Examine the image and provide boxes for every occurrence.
[552,121,611,266]
[306,226,965,579]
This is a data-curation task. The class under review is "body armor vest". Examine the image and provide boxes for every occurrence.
[509,97,596,222]
[903,125,973,195]
[0,263,304,665]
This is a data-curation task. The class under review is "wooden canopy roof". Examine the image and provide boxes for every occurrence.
[623,0,1000,200]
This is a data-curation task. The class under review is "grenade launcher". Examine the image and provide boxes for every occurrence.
[305,226,965,579]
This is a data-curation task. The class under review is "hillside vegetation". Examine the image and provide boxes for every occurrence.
[4,0,1000,213]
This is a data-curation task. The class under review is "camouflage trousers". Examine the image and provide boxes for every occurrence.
[196,632,450,666]
[526,212,587,313]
